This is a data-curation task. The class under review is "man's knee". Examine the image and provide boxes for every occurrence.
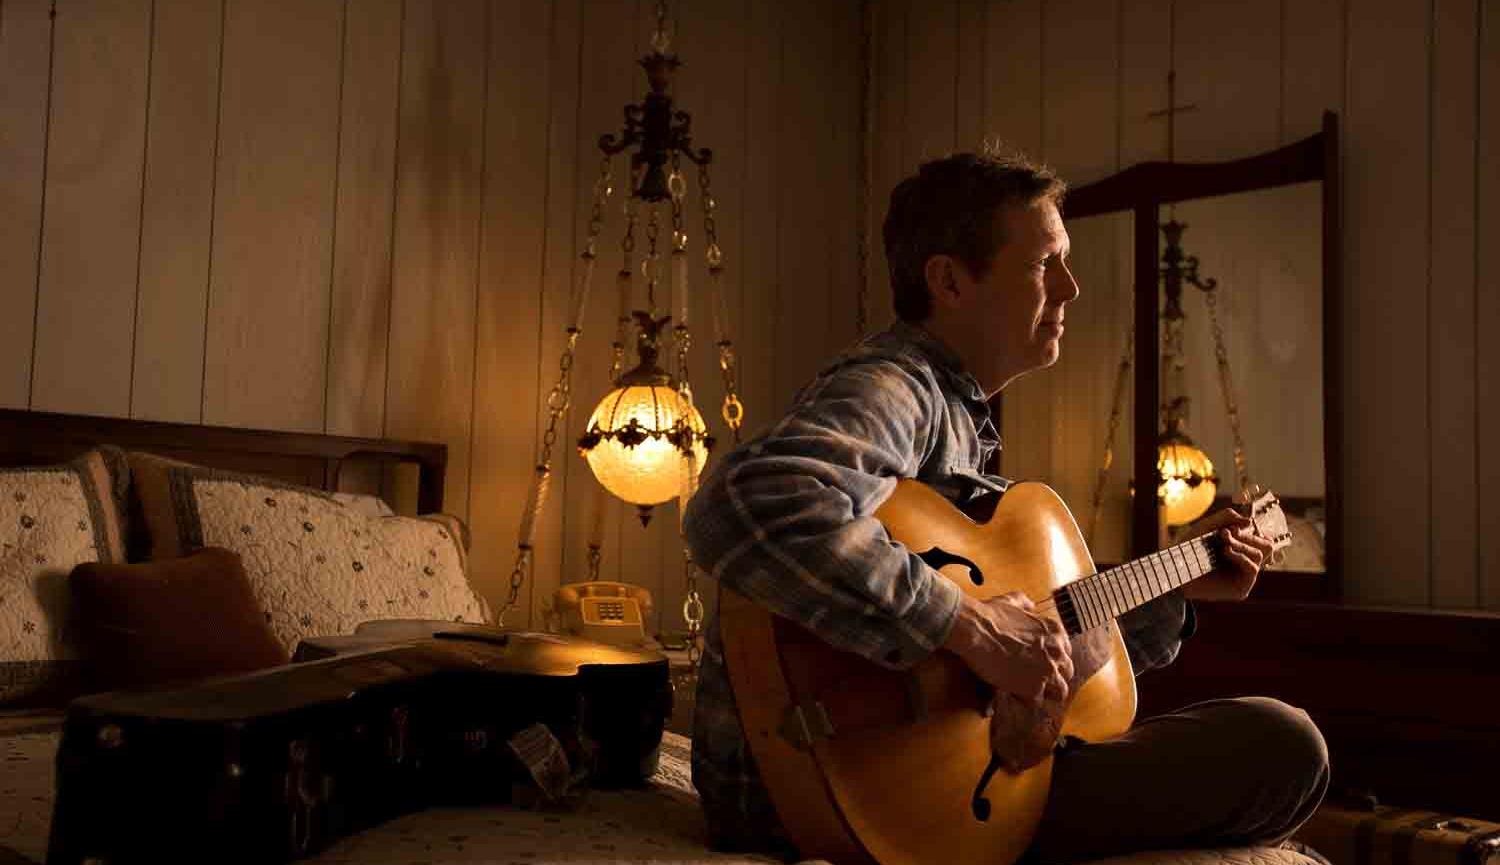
[1232,696,1329,781]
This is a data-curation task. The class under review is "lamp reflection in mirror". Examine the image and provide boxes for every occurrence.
[1157,434,1218,527]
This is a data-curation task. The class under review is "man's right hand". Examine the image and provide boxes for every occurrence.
[943,591,1074,706]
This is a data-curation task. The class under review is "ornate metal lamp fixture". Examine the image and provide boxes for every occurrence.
[1156,220,1223,527]
[498,1,746,662]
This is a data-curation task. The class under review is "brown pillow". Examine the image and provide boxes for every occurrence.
[69,547,288,691]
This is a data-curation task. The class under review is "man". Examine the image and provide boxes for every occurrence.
[682,154,1329,863]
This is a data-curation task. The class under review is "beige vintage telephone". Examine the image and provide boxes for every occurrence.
[552,581,655,648]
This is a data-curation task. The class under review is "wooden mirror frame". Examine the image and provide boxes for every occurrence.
[1059,111,1342,602]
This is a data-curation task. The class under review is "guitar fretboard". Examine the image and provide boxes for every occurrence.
[1053,536,1218,635]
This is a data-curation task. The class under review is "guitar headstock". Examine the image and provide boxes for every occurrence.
[1237,485,1294,561]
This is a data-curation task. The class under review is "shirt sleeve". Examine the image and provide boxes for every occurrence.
[1119,591,1195,673]
[683,359,964,670]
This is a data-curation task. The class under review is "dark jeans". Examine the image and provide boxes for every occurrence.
[1026,697,1331,864]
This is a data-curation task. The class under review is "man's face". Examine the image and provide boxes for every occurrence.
[955,199,1079,381]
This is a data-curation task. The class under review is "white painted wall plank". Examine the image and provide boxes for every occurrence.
[469,0,553,617]
[325,0,401,438]
[0,0,54,409]
[525,0,582,628]
[738,0,780,450]
[1429,0,1479,608]
[1478,0,1499,610]
[903,0,957,168]
[1342,0,1431,605]
[202,0,341,432]
[774,0,832,411]
[1282,0,1345,143]
[1174,0,1281,161]
[385,0,486,517]
[131,0,223,424]
[32,0,151,417]
[866,0,907,337]
[954,0,986,153]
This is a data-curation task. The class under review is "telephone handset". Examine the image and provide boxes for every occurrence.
[552,581,655,648]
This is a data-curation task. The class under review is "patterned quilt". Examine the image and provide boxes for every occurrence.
[0,714,1322,865]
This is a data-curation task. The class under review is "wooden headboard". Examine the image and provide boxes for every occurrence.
[0,408,447,514]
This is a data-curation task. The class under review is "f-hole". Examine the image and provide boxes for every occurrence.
[916,547,984,586]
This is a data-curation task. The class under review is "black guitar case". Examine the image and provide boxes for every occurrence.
[47,628,670,865]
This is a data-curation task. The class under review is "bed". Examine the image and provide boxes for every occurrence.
[0,408,1324,865]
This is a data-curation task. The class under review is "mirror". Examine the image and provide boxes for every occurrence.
[1029,111,1341,600]
[1167,184,1325,574]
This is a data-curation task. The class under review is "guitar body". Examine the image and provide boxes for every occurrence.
[720,480,1138,865]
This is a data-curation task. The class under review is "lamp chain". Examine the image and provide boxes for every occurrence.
[667,156,704,665]
[1202,289,1251,492]
[1088,324,1135,545]
[614,197,640,383]
[644,206,661,311]
[498,156,615,625]
[697,161,744,444]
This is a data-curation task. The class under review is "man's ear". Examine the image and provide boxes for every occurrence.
[923,254,962,310]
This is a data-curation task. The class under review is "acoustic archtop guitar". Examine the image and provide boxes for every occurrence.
[720,480,1292,865]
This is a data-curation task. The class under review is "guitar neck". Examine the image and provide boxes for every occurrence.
[1053,536,1218,636]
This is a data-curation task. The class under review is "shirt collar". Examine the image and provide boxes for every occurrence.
[887,320,988,405]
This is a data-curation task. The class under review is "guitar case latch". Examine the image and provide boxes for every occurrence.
[778,702,835,750]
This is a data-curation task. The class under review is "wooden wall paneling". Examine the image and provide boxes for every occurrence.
[1172,0,1280,162]
[982,0,1041,480]
[1342,0,1431,605]
[980,0,1041,160]
[1429,0,1479,608]
[528,0,583,628]
[1117,0,1170,167]
[1061,210,1124,534]
[1025,0,1117,500]
[0,0,54,409]
[324,0,402,439]
[864,0,906,338]
[1281,0,1346,143]
[558,0,636,612]
[130,0,223,424]
[1479,0,1499,610]
[1046,0,1119,526]
[469,0,552,616]
[202,0,342,432]
[1100,0,1169,561]
[384,0,486,520]
[773,0,832,413]
[736,0,778,458]
[903,0,957,170]
[954,0,985,153]
[826,0,864,357]
[31,0,151,417]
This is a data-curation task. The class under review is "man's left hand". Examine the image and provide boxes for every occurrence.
[1180,509,1276,602]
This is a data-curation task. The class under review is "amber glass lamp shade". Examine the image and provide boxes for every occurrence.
[582,384,709,507]
[1157,438,1218,527]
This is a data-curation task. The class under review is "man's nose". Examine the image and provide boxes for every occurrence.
[1051,262,1081,303]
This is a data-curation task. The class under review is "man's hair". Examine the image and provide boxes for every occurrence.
[882,152,1066,322]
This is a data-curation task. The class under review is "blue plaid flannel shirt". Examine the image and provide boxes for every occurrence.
[682,321,1193,857]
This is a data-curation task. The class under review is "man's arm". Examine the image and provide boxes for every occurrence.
[684,359,961,668]
[685,358,1072,709]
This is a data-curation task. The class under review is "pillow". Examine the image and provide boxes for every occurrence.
[0,447,130,706]
[69,547,288,690]
[126,451,488,654]
[330,491,397,520]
